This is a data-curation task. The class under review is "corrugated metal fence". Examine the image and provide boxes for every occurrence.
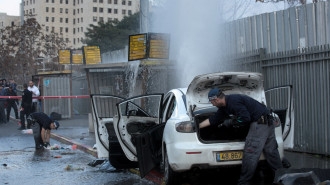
[232,45,330,156]
[225,1,330,55]
[226,1,330,156]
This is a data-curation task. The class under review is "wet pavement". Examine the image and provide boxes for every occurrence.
[2,114,330,185]
[0,116,155,185]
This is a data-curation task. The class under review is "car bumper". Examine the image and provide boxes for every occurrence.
[166,137,284,172]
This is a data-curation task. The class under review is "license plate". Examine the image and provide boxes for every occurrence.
[216,151,243,161]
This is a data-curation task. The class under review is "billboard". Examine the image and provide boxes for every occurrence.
[128,34,147,61]
[72,49,84,64]
[83,46,102,64]
[59,49,71,64]
[148,33,170,59]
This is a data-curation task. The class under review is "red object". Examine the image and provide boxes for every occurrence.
[72,145,77,150]
[54,156,62,158]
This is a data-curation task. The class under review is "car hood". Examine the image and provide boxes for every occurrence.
[186,72,266,116]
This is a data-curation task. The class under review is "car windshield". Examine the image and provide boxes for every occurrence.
[193,106,218,116]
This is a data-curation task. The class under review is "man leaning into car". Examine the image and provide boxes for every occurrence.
[199,88,283,185]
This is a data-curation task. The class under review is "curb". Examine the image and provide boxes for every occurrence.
[50,133,98,158]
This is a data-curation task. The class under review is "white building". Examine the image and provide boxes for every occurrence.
[0,13,20,29]
[23,0,140,48]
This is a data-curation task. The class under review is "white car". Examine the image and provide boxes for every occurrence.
[91,72,294,185]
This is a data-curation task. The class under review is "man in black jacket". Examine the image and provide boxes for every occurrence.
[5,86,19,121]
[28,112,59,150]
[19,84,32,130]
[199,88,283,185]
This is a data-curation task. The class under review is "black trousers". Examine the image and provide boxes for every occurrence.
[20,105,31,128]
[31,122,43,149]
[0,101,6,123]
[238,121,283,185]
[6,102,18,121]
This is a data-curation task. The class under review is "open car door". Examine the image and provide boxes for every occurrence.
[91,94,138,169]
[114,94,164,177]
[265,85,294,149]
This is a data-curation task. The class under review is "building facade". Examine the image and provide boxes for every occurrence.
[23,0,140,48]
[0,13,20,29]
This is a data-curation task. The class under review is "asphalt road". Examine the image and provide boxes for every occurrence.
[0,120,156,185]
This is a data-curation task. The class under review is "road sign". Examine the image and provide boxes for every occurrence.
[83,46,102,64]
[59,49,71,64]
[128,34,147,61]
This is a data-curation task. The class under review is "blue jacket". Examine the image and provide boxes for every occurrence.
[209,94,269,126]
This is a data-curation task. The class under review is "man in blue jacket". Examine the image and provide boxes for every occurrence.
[199,88,283,185]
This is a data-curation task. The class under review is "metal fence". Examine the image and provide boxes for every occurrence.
[225,1,330,55]
[232,45,330,156]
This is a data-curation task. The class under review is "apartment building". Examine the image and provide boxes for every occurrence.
[23,0,140,48]
[0,13,20,29]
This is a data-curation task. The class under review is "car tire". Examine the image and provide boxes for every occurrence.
[164,150,180,185]
[107,123,138,169]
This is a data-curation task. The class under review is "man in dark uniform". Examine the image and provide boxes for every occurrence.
[0,85,7,124]
[199,88,283,185]
[27,112,59,150]
[19,84,32,130]
[5,86,19,121]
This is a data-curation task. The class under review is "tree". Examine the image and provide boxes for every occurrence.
[0,15,66,83]
[84,13,140,53]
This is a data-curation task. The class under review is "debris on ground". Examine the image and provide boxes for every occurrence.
[54,155,62,158]
[21,129,33,134]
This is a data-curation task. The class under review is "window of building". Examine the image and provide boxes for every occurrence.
[60,0,62,3]
[81,8,83,13]
[114,18,118,21]
[51,27,55,32]
[33,0,35,3]
[128,1,131,6]
[78,0,79,4]
[108,17,112,22]
[46,26,49,32]
[73,19,75,24]
[93,0,96,2]
[65,8,68,13]
[128,10,132,15]
[60,17,63,22]
[122,0,125,5]
[81,17,83,22]
[73,9,75,15]
[77,18,79,23]
[30,0,32,4]
[114,9,117,14]
[99,17,104,22]
[77,9,79,14]
[60,27,63,33]
[52,0,54,3]
[99,8,103,13]
[122,9,126,15]
[114,0,117,4]
[73,28,75,34]
[46,0,49,2]
[65,27,68,33]
[46,17,49,22]
[60,8,63,13]
[93,16,97,22]
[99,0,103,3]
[81,27,83,32]
[27,0,28,5]
[78,38,80,43]
[66,18,68,23]
[33,8,35,13]
[81,0,83,3]
[77,27,80,32]
[52,7,55,13]
[66,38,69,43]
[93,7,97,12]
[66,0,69,4]
[52,17,55,22]
[108,8,111,13]
[108,0,111,4]
[73,38,76,44]
[46,7,49,12]
[30,9,32,14]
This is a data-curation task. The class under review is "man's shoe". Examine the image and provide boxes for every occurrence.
[18,127,25,130]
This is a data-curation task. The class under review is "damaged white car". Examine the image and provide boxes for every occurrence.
[91,72,294,185]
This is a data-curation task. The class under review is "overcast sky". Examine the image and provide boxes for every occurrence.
[0,0,21,16]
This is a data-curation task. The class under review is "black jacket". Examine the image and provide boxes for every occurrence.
[21,89,32,108]
[5,89,18,104]
[209,94,269,127]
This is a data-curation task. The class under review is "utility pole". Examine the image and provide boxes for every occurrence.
[140,0,149,33]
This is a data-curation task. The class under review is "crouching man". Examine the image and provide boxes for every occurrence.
[27,112,60,150]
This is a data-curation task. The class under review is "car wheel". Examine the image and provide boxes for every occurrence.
[164,150,180,185]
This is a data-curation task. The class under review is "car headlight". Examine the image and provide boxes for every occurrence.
[175,121,195,133]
